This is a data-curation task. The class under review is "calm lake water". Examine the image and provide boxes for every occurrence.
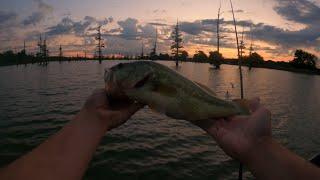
[1,61,320,179]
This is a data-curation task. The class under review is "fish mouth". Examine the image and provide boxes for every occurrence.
[104,68,112,83]
[104,67,128,100]
[105,68,116,96]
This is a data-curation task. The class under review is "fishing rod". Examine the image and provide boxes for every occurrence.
[229,0,244,179]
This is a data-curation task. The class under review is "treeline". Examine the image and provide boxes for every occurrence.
[0,50,76,66]
[1,49,319,75]
[0,50,36,66]
[224,49,320,75]
[152,49,319,74]
[149,50,264,70]
[0,50,142,66]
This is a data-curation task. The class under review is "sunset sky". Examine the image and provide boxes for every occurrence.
[0,0,319,61]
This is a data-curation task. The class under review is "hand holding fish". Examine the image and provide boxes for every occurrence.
[79,89,143,131]
[0,89,143,180]
[195,98,320,180]
[194,98,272,162]
[102,61,320,179]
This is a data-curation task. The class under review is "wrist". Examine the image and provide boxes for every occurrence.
[242,136,274,165]
[76,109,110,134]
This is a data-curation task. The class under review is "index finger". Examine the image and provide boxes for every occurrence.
[248,97,260,112]
[122,102,145,117]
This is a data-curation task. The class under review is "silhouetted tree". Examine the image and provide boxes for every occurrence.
[180,50,189,61]
[0,50,36,66]
[150,53,158,60]
[158,53,170,60]
[150,28,158,60]
[95,26,105,64]
[193,51,208,62]
[171,21,183,67]
[0,50,15,65]
[290,49,317,69]
[246,52,264,69]
[209,51,223,69]
[59,45,63,63]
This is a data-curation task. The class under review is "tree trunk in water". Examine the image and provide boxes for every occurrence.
[176,47,179,67]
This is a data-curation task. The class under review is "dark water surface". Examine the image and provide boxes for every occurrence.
[1,61,320,179]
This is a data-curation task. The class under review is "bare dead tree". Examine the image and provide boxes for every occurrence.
[217,1,222,53]
[95,26,105,64]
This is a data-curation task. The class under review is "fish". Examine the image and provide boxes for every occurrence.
[104,61,250,122]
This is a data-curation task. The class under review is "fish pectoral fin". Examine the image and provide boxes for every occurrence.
[148,103,166,115]
[194,82,217,96]
[125,89,146,102]
[233,99,251,115]
[152,83,177,97]
[133,71,154,89]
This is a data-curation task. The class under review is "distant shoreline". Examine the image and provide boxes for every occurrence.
[221,59,320,76]
[154,59,320,76]
[243,63,320,75]
[1,58,319,76]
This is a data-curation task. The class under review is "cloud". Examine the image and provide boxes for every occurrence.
[228,9,245,14]
[23,12,44,26]
[139,24,157,38]
[274,0,320,25]
[201,19,218,25]
[108,17,114,23]
[251,23,319,45]
[117,18,139,39]
[171,0,320,53]
[115,18,159,40]
[1,0,318,59]
[175,3,319,52]
[148,22,168,27]
[22,0,53,26]
[46,17,74,36]
[180,21,203,35]
[225,20,256,28]
[178,19,256,36]
[45,17,158,48]
[153,9,167,14]
[252,0,320,49]
[46,16,111,36]
[0,11,19,43]
[0,11,18,25]
[34,0,54,12]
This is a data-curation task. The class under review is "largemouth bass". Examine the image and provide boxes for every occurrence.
[105,61,249,121]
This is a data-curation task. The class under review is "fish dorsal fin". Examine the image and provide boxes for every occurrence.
[195,82,217,96]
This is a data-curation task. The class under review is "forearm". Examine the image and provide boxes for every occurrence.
[244,137,320,180]
[0,111,108,180]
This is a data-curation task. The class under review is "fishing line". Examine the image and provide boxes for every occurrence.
[229,0,244,179]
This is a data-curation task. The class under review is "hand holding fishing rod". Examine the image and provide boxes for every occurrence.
[195,98,320,180]
[194,98,271,162]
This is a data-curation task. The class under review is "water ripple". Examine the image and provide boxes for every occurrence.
[1,61,320,179]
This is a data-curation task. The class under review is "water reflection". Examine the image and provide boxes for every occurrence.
[0,61,320,179]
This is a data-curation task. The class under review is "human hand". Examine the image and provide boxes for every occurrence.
[194,98,271,162]
[78,89,144,131]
